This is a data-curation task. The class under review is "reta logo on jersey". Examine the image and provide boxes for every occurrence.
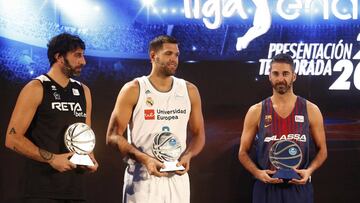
[144,109,155,120]
[52,102,82,112]
[51,102,86,118]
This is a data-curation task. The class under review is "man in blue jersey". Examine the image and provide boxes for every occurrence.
[5,33,98,203]
[238,53,327,203]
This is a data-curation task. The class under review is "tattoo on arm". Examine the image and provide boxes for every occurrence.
[39,148,53,161]
[9,127,16,135]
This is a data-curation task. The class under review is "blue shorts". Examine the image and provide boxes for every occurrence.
[253,180,313,203]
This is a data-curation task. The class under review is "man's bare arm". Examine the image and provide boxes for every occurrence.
[184,82,205,157]
[239,103,282,183]
[238,103,261,175]
[306,101,327,174]
[5,80,76,171]
[83,84,98,172]
[176,82,205,174]
[290,101,327,184]
[106,80,166,177]
[6,80,52,162]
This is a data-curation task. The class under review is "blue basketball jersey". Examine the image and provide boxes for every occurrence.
[253,96,313,203]
[256,96,311,171]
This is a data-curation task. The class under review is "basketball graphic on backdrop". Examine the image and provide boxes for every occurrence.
[269,140,302,169]
[64,122,95,155]
[152,131,182,162]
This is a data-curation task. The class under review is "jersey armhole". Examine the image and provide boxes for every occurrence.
[31,78,45,107]
[303,98,309,123]
[132,78,143,121]
[182,79,191,111]
[259,100,266,129]
[79,83,87,113]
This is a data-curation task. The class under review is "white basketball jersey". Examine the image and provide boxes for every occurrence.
[130,76,191,157]
[124,76,192,203]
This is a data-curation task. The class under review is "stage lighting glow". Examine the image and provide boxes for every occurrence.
[171,8,177,14]
[153,8,158,14]
[0,0,48,42]
[0,0,36,20]
[54,0,104,27]
[185,60,198,63]
[0,0,22,11]
[162,8,168,14]
[142,0,155,7]
[181,8,184,13]
[192,46,197,51]
[93,5,101,12]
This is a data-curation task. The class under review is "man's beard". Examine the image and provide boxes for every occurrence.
[155,58,177,76]
[163,63,177,76]
[62,58,82,77]
[272,80,293,94]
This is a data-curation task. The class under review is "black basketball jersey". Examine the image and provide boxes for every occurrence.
[255,96,311,171]
[24,74,87,199]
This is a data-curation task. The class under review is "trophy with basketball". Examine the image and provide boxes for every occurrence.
[64,122,95,166]
[152,126,185,172]
[269,140,302,180]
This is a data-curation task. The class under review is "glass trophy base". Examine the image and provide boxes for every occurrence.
[69,154,94,166]
[160,161,185,172]
[273,169,301,180]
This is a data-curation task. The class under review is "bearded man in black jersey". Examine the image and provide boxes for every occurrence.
[5,33,98,203]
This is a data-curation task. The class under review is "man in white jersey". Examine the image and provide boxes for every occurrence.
[106,35,205,203]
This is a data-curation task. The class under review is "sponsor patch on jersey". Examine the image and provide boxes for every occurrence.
[53,92,61,100]
[51,85,57,91]
[264,134,307,142]
[264,115,272,128]
[51,102,86,117]
[144,109,155,120]
[146,97,154,107]
[72,88,80,96]
[295,115,304,123]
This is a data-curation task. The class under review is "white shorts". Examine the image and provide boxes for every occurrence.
[123,163,190,203]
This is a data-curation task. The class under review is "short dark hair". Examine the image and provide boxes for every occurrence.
[270,53,295,72]
[149,35,178,54]
[47,33,85,66]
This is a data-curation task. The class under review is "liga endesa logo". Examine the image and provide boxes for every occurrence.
[184,0,358,51]
[144,109,155,120]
